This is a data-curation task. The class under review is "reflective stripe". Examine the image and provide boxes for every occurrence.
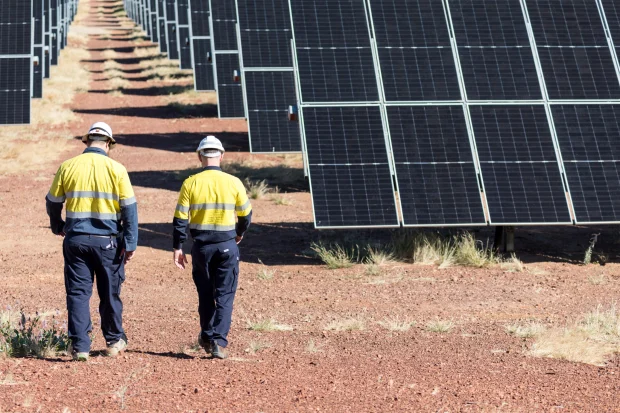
[46,193,66,203]
[66,211,121,220]
[190,203,236,211]
[189,223,236,231]
[120,196,136,206]
[65,191,119,201]
[236,200,251,212]
[176,204,190,214]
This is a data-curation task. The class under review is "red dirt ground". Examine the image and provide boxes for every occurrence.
[1,1,620,411]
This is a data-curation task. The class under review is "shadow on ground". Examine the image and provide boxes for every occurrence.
[74,104,217,119]
[81,132,248,154]
[87,84,193,96]
[138,222,319,266]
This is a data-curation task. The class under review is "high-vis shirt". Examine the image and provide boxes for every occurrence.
[45,147,139,251]
[173,166,252,249]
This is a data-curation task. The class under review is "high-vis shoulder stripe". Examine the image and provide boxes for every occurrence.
[236,200,251,212]
[66,211,121,220]
[189,223,236,231]
[46,193,66,203]
[190,203,236,211]
[65,191,120,201]
[176,204,190,214]
[120,196,137,206]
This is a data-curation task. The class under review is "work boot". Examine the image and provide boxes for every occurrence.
[105,338,127,357]
[208,341,228,359]
[68,343,89,361]
[71,351,90,362]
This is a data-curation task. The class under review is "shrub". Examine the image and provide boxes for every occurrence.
[0,309,70,358]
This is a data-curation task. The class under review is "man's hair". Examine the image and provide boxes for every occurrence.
[199,149,222,158]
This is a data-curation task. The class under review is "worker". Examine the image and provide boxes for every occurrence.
[45,122,138,362]
[172,136,252,359]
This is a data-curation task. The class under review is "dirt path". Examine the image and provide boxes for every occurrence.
[1,1,620,412]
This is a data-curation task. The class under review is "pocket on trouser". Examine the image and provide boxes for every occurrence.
[100,240,125,294]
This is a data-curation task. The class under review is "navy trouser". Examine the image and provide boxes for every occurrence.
[63,234,126,353]
[192,239,239,348]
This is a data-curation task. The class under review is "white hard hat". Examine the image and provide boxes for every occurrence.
[82,121,116,146]
[196,135,225,157]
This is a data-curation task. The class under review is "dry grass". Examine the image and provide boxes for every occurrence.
[270,194,293,206]
[244,179,271,200]
[133,46,160,58]
[246,319,293,332]
[256,261,275,281]
[425,318,454,333]
[364,246,397,266]
[379,316,416,332]
[530,304,620,366]
[325,318,365,332]
[102,49,117,60]
[245,341,271,354]
[505,322,546,338]
[108,77,131,90]
[305,340,323,353]
[103,60,122,71]
[0,136,70,175]
[588,274,607,285]
[311,242,358,269]
[501,254,526,273]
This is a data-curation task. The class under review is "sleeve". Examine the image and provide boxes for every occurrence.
[118,168,139,252]
[45,166,66,235]
[235,178,252,237]
[172,180,191,250]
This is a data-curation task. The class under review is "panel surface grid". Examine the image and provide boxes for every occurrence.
[178,26,192,68]
[177,0,189,25]
[449,0,541,100]
[211,0,238,51]
[291,0,378,103]
[34,0,44,45]
[552,105,620,222]
[388,106,485,225]
[304,106,398,227]
[190,0,210,37]
[245,71,301,152]
[167,22,179,59]
[193,38,214,90]
[369,0,459,101]
[216,53,244,118]
[0,58,31,124]
[526,0,620,99]
[238,0,292,68]
[470,105,570,223]
[33,46,44,98]
[0,0,32,55]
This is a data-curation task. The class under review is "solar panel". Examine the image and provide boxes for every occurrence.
[150,0,158,43]
[50,0,58,65]
[43,0,50,78]
[158,0,167,53]
[165,0,179,59]
[236,0,301,153]
[0,57,31,125]
[0,0,32,55]
[448,0,542,101]
[189,0,213,91]
[211,0,245,118]
[526,0,620,100]
[368,0,460,102]
[32,0,44,98]
[388,105,486,225]
[303,106,399,228]
[291,0,378,103]
[214,52,245,118]
[176,0,192,69]
[552,104,620,223]
[469,105,571,224]
[244,70,300,153]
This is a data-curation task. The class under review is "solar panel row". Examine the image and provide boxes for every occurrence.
[123,0,620,226]
[289,0,620,227]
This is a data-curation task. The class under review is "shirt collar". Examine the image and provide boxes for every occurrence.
[203,166,222,171]
[83,147,108,157]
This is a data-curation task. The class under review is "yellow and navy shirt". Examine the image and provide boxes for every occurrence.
[173,166,252,248]
[45,147,139,251]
